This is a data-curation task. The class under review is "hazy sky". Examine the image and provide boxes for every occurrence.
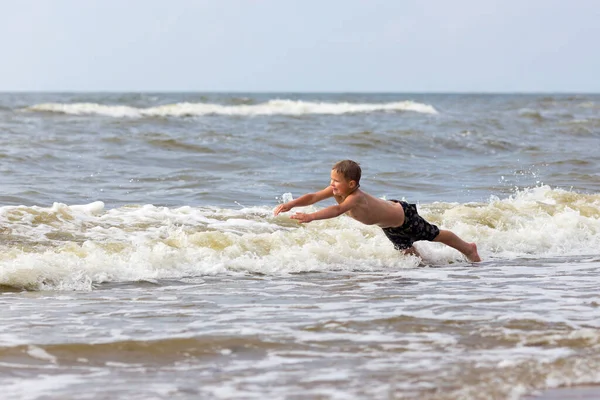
[1,0,599,92]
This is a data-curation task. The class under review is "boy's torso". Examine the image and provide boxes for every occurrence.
[337,190,405,228]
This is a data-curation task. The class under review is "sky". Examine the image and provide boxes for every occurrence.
[1,0,599,92]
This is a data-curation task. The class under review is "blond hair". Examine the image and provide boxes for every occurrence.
[332,160,361,185]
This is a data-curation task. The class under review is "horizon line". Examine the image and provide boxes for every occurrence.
[1,90,599,95]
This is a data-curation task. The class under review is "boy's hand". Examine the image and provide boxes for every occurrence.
[290,212,314,223]
[274,203,293,216]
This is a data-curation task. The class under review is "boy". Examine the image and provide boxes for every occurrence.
[274,160,481,262]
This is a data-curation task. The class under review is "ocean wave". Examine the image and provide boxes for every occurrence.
[23,99,438,117]
[1,186,599,290]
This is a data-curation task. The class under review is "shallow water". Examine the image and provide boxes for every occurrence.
[1,93,599,399]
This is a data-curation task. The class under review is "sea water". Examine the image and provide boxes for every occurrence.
[1,93,599,399]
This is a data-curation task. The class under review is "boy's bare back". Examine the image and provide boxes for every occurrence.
[335,189,406,228]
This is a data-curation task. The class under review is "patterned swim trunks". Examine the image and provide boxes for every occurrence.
[381,200,440,250]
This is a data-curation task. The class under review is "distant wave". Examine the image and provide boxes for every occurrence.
[24,99,438,117]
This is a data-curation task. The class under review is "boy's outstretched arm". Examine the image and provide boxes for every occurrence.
[291,195,358,223]
[274,187,333,216]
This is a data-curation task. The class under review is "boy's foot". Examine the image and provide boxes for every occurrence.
[466,243,481,262]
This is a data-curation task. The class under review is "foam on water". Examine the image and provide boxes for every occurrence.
[2,374,89,400]
[0,186,598,290]
[1,260,600,399]
[24,99,438,117]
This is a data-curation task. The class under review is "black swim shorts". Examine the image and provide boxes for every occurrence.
[381,200,440,250]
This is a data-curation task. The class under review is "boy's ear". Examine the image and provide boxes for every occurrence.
[349,180,357,189]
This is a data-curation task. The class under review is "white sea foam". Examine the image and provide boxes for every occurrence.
[24,99,438,117]
[26,345,57,363]
[2,374,85,400]
[0,186,598,290]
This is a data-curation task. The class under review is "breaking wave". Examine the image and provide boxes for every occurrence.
[1,186,599,290]
[24,99,438,117]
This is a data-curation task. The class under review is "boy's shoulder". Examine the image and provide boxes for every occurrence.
[345,189,367,203]
[352,188,370,198]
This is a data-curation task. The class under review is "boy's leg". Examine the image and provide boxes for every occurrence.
[433,230,481,262]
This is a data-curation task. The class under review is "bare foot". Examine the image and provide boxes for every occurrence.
[466,243,481,262]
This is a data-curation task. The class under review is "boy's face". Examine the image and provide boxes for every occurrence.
[330,170,356,196]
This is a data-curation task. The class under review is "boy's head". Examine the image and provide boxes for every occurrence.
[331,160,361,194]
